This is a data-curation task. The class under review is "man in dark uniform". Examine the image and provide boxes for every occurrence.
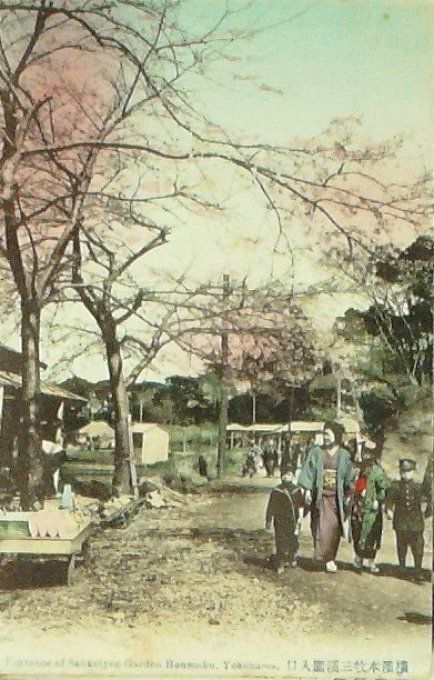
[386,458,429,582]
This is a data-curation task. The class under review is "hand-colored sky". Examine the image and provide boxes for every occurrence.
[5,0,434,382]
[182,0,432,153]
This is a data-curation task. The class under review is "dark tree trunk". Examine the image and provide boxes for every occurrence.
[103,328,131,495]
[217,367,229,478]
[18,300,43,509]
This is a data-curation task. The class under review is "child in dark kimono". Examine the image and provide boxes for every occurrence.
[265,465,304,574]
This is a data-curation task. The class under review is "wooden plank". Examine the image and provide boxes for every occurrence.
[129,458,139,501]
[100,499,140,524]
[0,523,93,556]
[67,554,77,586]
[0,539,76,555]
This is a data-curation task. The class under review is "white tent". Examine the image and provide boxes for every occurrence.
[77,421,115,447]
[131,423,169,464]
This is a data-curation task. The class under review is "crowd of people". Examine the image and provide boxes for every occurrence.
[259,421,432,580]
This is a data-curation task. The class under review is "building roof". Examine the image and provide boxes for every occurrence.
[226,423,250,432]
[0,342,47,371]
[227,423,290,434]
[227,419,360,435]
[0,370,87,402]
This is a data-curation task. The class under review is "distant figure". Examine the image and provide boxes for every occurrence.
[265,465,304,574]
[386,458,430,582]
[242,450,257,478]
[351,440,390,574]
[198,454,209,480]
[250,438,263,465]
[262,439,278,477]
[279,437,291,471]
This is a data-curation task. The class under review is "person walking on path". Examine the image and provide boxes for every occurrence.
[265,464,304,574]
[386,458,430,582]
[298,421,355,573]
[351,439,390,574]
[197,454,209,480]
[262,439,278,477]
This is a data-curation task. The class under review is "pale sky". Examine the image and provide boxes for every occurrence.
[4,0,434,383]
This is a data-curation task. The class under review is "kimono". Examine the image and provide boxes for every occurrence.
[266,482,303,564]
[298,445,354,561]
[351,462,390,558]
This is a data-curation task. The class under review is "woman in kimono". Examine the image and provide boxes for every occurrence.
[351,440,390,573]
[298,421,355,573]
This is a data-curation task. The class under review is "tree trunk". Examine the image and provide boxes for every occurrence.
[104,330,131,495]
[336,376,342,417]
[217,367,230,478]
[18,300,43,510]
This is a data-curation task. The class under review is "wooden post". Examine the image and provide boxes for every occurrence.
[252,391,256,424]
[351,384,364,423]
[56,400,64,447]
[217,274,231,478]
[127,414,139,500]
[230,431,234,449]
[336,375,342,417]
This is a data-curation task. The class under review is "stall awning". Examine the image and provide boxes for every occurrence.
[227,423,290,434]
[289,421,324,433]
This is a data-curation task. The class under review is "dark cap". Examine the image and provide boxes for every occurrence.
[281,464,296,477]
[399,458,416,471]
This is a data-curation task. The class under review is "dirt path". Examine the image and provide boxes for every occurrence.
[0,477,431,678]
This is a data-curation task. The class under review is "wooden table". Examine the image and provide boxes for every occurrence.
[0,521,93,586]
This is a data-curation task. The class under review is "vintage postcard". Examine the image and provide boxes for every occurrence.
[0,1,432,678]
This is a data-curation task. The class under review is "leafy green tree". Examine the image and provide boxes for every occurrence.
[334,235,433,431]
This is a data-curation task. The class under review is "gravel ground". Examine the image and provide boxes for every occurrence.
[0,477,431,669]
